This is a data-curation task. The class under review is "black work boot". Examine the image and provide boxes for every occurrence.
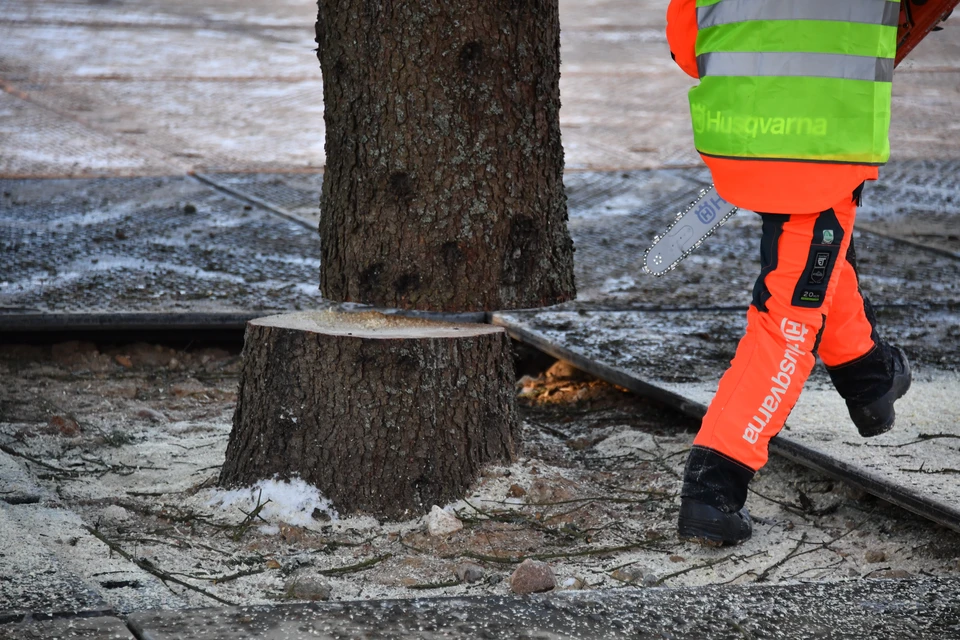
[846,346,911,437]
[828,345,912,437]
[678,446,754,546]
[678,499,752,546]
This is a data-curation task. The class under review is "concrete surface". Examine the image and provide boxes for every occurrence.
[2,0,960,632]
[0,502,112,622]
[124,577,960,639]
[1,0,958,177]
[0,616,134,639]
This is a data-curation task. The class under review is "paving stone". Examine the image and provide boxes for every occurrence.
[0,616,133,639]
[125,576,960,639]
[0,503,189,616]
[0,504,110,622]
[0,449,50,505]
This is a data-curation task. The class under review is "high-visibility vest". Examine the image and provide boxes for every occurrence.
[689,0,900,165]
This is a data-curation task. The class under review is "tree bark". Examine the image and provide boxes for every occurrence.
[315,0,575,312]
[219,310,518,519]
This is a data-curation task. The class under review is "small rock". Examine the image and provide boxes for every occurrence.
[565,436,595,451]
[865,549,887,564]
[872,569,911,579]
[507,484,527,498]
[487,574,503,585]
[285,576,331,601]
[136,408,167,423]
[509,559,556,594]
[611,566,645,584]
[642,573,659,587]
[311,507,331,522]
[183,203,197,214]
[47,415,80,437]
[669,555,685,563]
[115,355,133,368]
[455,562,484,584]
[426,505,463,537]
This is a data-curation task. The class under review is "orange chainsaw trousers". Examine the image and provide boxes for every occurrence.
[684,187,880,509]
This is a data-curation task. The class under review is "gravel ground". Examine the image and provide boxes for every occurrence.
[2,339,959,616]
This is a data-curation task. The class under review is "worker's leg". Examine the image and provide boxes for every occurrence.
[819,238,910,434]
[817,239,878,367]
[682,194,858,514]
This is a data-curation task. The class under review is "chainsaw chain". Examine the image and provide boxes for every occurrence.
[642,185,740,277]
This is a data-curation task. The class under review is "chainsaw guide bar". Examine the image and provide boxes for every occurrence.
[642,185,739,277]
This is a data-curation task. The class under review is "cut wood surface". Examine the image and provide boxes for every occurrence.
[220,310,518,519]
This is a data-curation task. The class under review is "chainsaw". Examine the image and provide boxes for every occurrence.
[643,0,959,277]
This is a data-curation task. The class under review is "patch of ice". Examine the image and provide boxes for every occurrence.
[203,477,338,527]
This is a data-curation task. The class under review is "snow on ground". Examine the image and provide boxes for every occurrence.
[199,477,339,530]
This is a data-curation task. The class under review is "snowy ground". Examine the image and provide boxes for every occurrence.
[2,340,959,616]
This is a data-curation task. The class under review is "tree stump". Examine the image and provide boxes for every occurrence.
[315,0,576,311]
[219,310,518,519]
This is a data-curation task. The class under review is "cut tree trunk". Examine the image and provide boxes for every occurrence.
[315,0,575,312]
[219,310,518,519]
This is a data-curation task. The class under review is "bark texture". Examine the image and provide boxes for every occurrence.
[316,0,575,312]
[219,311,518,519]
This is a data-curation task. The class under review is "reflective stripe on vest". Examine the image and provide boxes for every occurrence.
[697,0,900,30]
[689,0,899,165]
[698,52,895,83]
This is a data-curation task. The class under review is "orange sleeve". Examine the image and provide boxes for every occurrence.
[666,0,699,79]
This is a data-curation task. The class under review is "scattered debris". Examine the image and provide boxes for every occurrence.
[0,342,959,613]
[559,576,587,590]
[865,549,888,564]
[507,484,527,498]
[46,416,80,438]
[285,576,332,601]
[426,506,464,537]
[454,563,484,584]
